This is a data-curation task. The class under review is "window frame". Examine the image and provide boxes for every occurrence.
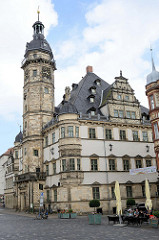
[123,159,129,171]
[109,159,116,171]
[45,136,48,147]
[52,132,55,143]
[77,158,81,171]
[33,149,38,157]
[53,162,56,175]
[133,131,139,141]
[114,109,119,117]
[68,126,74,137]
[126,186,132,198]
[75,126,79,138]
[54,189,57,202]
[120,130,126,140]
[33,69,37,77]
[61,127,65,138]
[89,128,96,139]
[62,159,66,172]
[70,158,75,171]
[146,159,152,167]
[105,129,112,140]
[142,131,148,142]
[46,165,49,176]
[91,159,98,171]
[136,159,142,168]
[92,187,100,200]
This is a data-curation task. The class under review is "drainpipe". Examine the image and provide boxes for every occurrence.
[103,124,110,214]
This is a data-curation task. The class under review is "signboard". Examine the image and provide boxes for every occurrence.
[40,192,44,207]
[129,166,156,175]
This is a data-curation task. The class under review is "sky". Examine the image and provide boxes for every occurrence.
[1,0,159,155]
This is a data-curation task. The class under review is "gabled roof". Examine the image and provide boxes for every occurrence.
[0,147,13,158]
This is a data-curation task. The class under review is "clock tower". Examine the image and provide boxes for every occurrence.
[16,15,56,210]
[21,18,56,173]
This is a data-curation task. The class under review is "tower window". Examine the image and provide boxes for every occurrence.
[33,149,38,157]
[44,87,49,94]
[150,95,155,110]
[33,70,37,77]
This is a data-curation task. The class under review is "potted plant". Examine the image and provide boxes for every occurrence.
[59,210,69,219]
[68,209,77,219]
[88,200,101,225]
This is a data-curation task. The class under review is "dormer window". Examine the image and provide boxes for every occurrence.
[88,107,96,116]
[90,87,96,94]
[90,97,95,103]
[88,95,95,103]
[91,110,95,116]
[95,79,101,86]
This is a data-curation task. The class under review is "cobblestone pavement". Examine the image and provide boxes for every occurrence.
[0,208,158,240]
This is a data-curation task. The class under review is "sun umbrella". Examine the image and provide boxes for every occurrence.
[114,181,122,216]
[145,179,152,211]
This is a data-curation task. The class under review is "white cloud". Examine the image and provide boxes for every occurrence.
[0,0,58,120]
[54,0,159,107]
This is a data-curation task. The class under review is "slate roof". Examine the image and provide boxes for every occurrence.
[59,101,78,114]
[68,72,110,114]
[24,21,53,59]
[15,131,23,143]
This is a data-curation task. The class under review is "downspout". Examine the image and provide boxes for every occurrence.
[103,124,110,214]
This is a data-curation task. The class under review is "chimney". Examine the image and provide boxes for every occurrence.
[86,66,93,73]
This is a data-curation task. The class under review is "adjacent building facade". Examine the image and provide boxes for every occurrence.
[2,18,159,213]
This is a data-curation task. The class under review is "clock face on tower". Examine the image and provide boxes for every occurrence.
[42,67,51,79]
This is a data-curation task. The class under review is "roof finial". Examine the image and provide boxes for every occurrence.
[20,125,21,132]
[150,46,156,71]
[120,70,122,77]
[37,6,40,21]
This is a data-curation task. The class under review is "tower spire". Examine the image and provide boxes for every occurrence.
[37,6,40,21]
[150,47,156,71]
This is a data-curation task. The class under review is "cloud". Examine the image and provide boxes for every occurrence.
[54,0,159,107]
[0,0,58,120]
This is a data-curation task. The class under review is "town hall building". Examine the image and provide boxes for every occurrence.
[1,16,159,213]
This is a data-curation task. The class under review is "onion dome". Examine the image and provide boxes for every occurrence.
[15,131,23,143]
[146,52,159,85]
[59,101,78,115]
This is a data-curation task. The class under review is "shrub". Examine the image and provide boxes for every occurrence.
[153,210,159,218]
[89,200,100,213]
[126,198,136,207]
